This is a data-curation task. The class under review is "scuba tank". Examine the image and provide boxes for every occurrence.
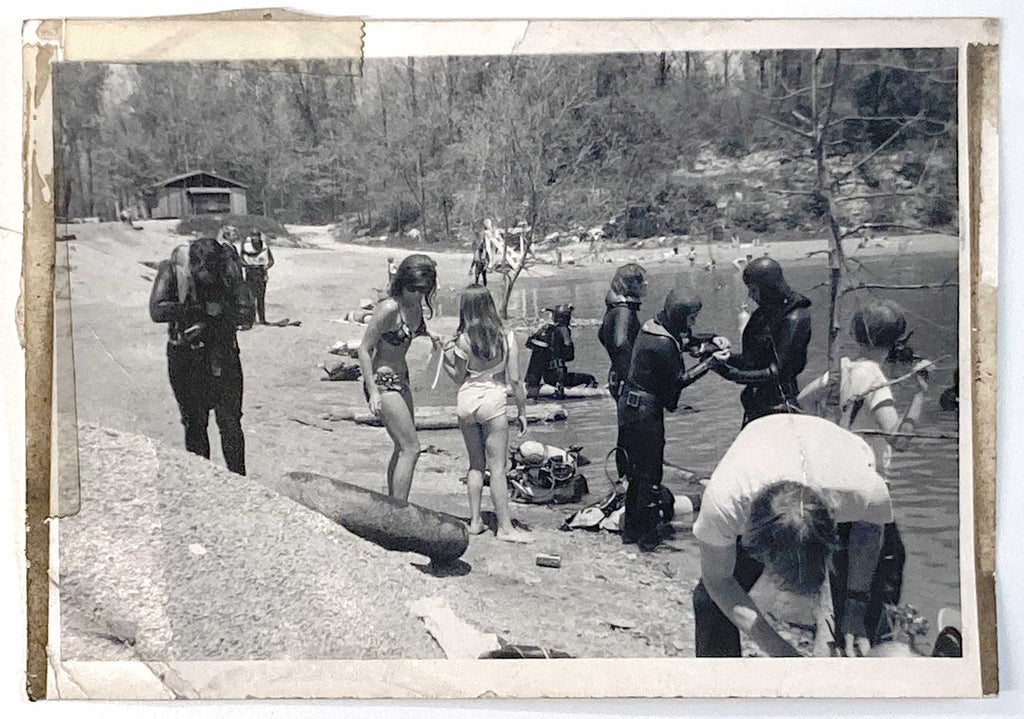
[737,302,751,335]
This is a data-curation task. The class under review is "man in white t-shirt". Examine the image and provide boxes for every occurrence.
[692,414,896,657]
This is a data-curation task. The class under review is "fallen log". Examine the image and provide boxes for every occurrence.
[278,471,469,563]
[325,404,567,430]
[517,385,610,401]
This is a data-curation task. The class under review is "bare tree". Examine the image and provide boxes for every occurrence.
[756,48,957,420]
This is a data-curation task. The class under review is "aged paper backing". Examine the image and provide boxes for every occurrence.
[22,12,998,700]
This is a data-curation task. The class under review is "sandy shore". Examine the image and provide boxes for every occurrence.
[57,220,953,665]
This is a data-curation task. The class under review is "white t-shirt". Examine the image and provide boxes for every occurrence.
[693,414,894,547]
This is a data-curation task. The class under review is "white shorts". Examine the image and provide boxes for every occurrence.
[456,382,507,425]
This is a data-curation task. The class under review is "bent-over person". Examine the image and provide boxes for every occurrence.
[692,414,898,657]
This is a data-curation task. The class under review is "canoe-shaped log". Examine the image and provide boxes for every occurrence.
[279,471,469,563]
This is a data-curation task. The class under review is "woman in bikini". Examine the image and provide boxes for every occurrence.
[443,285,533,543]
[357,254,440,501]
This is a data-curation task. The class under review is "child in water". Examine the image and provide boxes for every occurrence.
[797,299,930,474]
[444,285,534,543]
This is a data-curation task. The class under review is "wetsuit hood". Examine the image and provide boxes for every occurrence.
[656,289,702,337]
[546,303,574,326]
[743,257,795,307]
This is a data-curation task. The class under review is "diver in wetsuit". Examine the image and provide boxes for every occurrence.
[618,290,730,550]
[599,264,647,401]
[524,304,597,399]
[149,235,256,475]
[599,264,647,480]
[712,257,812,426]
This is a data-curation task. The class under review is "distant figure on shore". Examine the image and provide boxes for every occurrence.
[692,415,900,657]
[482,218,503,268]
[240,230,275,325]
[443,285,533,544]
[688,246,697,267]
[712,257,811,425]
[471,225,490,286]
[524,304,597,400]
[587,228,604,264]
[387,256,398,288]
[119,208,136,228]
[148,233,255,475]
[356,254,441,501]
[617,290,730,551]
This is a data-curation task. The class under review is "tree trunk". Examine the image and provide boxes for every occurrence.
[658,52,669,88]
[85,134,95,217]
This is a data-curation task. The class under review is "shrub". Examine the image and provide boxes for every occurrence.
[175,214,291,241]
[730,204,772,233]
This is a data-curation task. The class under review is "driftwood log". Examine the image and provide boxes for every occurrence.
[519,385,610,400]
[324,404,567,430]
[278,471,469,563]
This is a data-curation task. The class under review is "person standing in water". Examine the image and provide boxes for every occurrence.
[239,229,275,325]
[599,264,648,481]
[386,256,398,289]
[617,290,730,551]
[712,257,812,425]
[443,285,533,543]
[796,300,933,649]
[356,254,441,501]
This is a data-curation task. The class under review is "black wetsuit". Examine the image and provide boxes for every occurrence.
[618,320,715,548]
[599,298,642,479]
[598,299,642,401]
[524,323,595,398]
[713,292,812,425]
[149,254,255,475]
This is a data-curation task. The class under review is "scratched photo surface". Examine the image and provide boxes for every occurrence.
[52,49,962,669]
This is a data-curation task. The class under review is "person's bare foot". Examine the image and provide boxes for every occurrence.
[496,528,535,544]
[467,520,487,535]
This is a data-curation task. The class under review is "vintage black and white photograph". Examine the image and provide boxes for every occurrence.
[46,26,979,697]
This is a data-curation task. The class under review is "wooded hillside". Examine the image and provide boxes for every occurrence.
[54,49,957,243]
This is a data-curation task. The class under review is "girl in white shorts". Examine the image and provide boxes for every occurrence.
[444,285,533,543]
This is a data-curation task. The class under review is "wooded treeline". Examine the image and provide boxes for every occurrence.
[54,49,957,242]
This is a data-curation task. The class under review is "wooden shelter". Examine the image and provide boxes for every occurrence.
[140,170,248,219]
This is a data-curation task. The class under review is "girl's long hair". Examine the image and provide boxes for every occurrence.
[389,253,438,317]
[457,285,505,362]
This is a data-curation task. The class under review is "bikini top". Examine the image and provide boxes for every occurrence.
[380,313,427,347]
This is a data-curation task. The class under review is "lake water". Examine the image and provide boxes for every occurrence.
[425,253,961,639]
